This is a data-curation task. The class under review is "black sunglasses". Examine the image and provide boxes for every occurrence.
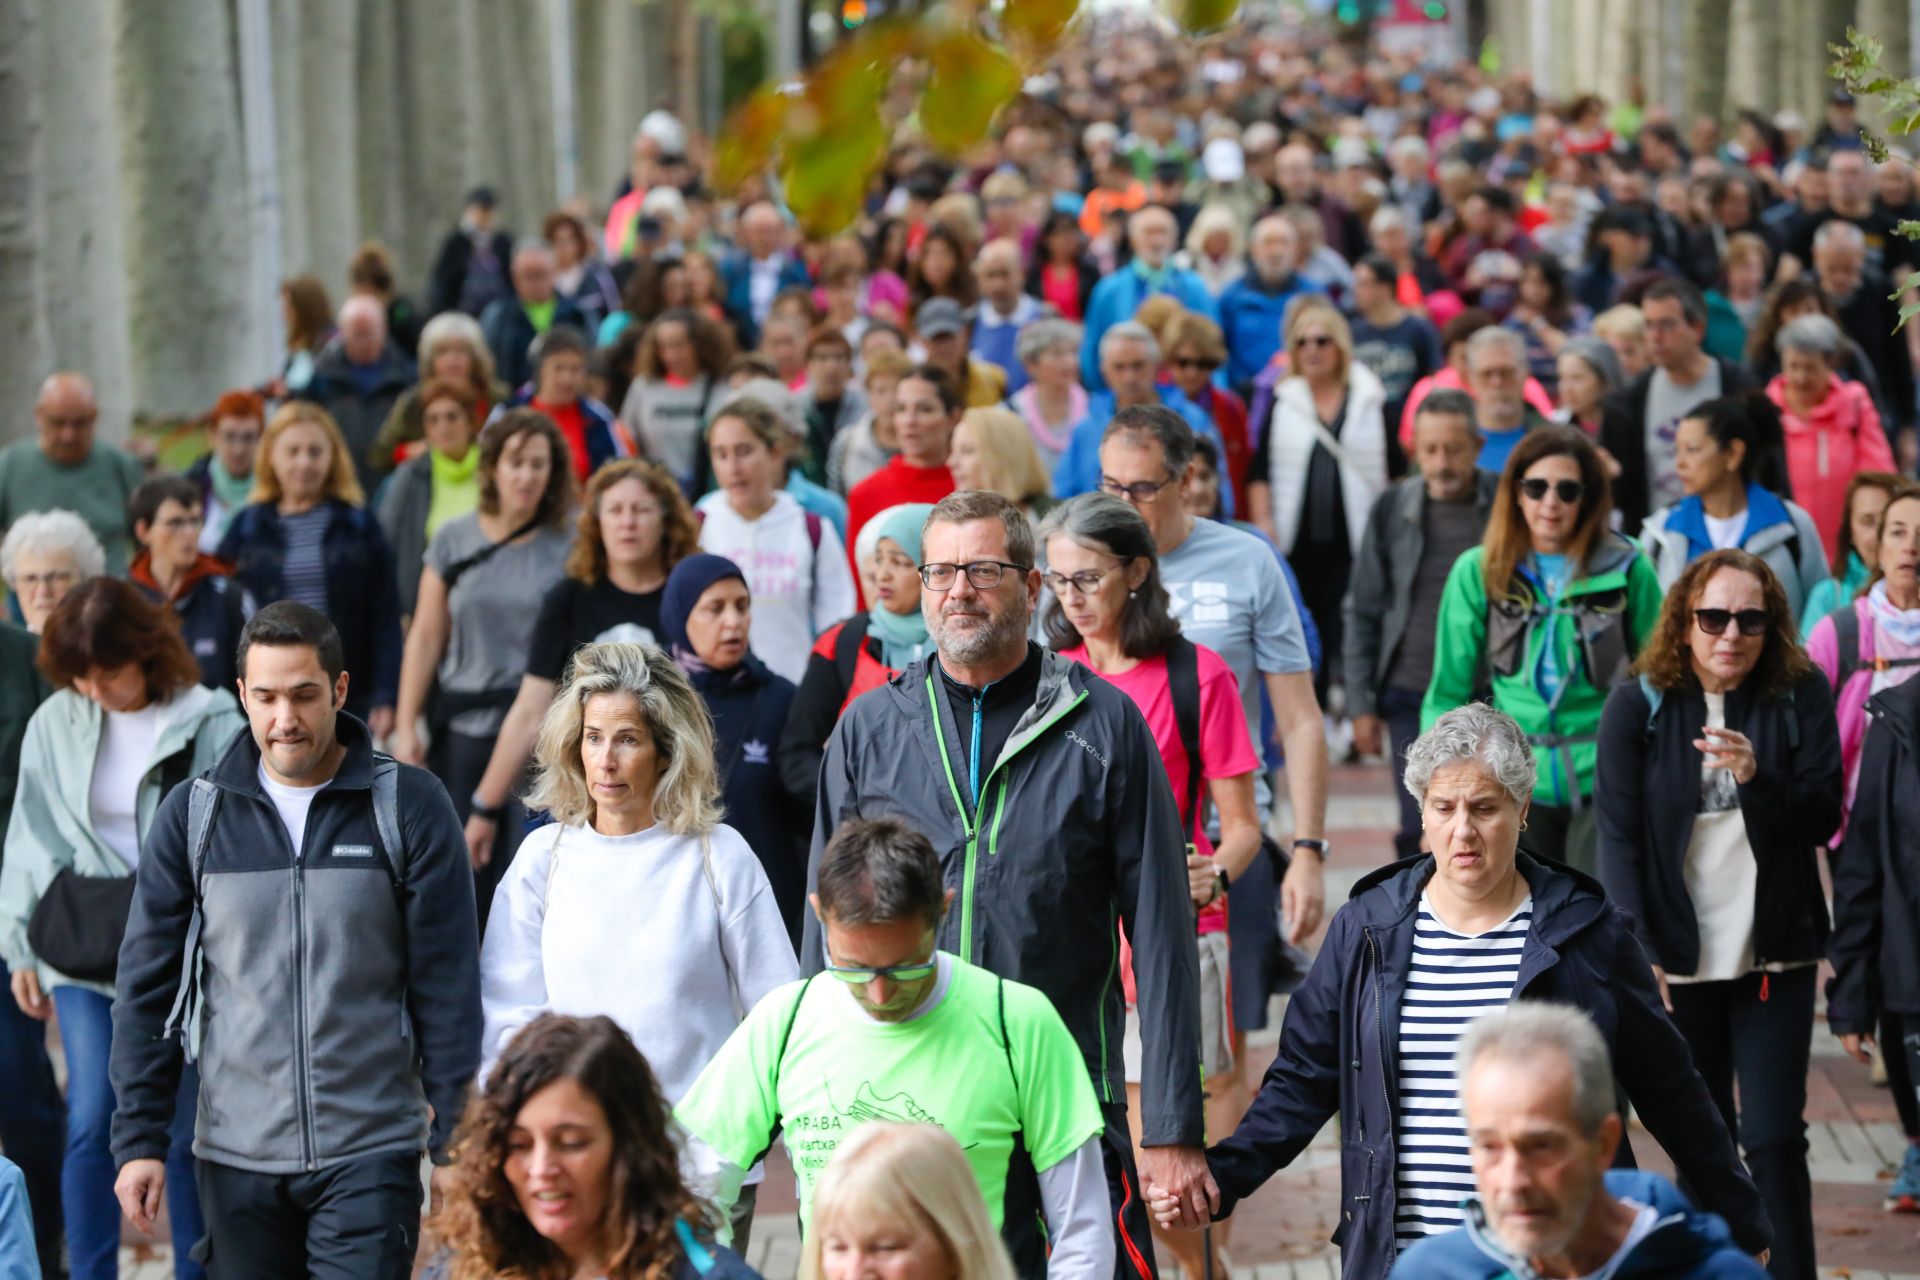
[1518,477,1585,504]
[1173,356,1221,371]
[1694,608,1770,637]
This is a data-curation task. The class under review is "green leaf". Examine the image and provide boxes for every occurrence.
[714,85,791,192]
[1002,0,1081,52]
[782,116,889,237]
[1161,0,1239,35]
[920,28,1023,155]
[1896,297,1920,334]
[1895,224,1920,242]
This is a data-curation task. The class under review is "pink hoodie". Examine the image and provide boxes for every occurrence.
[1767,373,1894,563]
[1806,596,1920,845]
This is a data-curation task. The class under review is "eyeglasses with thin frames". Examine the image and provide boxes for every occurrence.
[1042,564,1123,597]
[918,561,1029,591]
[1098,472,1180,503]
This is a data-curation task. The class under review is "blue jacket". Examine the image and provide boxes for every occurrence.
[1638,484,1829,621]
[719,251,811,349]
[0,1158,33,1280]
[1217,270,1323,390]
[1206,853,1770,1280]
[1080,264,1219,391]
[1389,1170,1768,1280]
[1051,390,1234,518]
[218,500,403,718]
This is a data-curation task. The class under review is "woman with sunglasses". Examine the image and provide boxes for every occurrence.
[1424,427,1664,872]
[1595,549,1841,1280]
[1249,295,1389,708]
[1161,313,1252,519]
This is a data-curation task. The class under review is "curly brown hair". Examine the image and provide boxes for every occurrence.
[634,309,734,382]
[39,577,201,702]
[432,1015,706,1280]
[1630,549,1813,698]
[478,410,577,528]
[565,459,699,586]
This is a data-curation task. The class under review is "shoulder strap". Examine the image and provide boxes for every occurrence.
[369,756,406,888]
[186,778,221,891]
[439,514,542,595]
[806,510,823,599]
[1637,674,1664,738]
[1166,637,1206,836]
[1831,603,1863,690]
[997,975,1021,1113]
[834,616,867,689]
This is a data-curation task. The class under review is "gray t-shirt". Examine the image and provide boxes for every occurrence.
[424,515,571,736]
[621,375,713,492]
[1159,518,1312,810]
[1644,362,1722,508]
[1387,496,1482,693]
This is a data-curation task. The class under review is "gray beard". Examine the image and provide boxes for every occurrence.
[929,603,1029,668]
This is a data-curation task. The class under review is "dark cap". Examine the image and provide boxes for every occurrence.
[465,185,498,209]
[1152,158,1189,185]
[915,297,967,339]
[1830,87,1856,106]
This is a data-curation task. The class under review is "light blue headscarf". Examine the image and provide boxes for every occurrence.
[866,503,935,669]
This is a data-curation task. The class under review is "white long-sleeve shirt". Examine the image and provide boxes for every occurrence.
[479,820,799,1103]
[696,490,857,683]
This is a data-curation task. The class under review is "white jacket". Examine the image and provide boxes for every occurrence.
[1264,362,1390,558]
[697,490,857,683]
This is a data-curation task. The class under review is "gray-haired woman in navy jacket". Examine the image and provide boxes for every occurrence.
[1596,548,1841,1280]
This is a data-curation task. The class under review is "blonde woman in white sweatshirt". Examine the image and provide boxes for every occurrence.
[478,641,797,1249]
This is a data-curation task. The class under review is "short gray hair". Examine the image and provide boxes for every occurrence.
[417,310,495,384]
[816,817,947,929]
[1813,220,1866,254]
[1101,404,1197,475]
[1465,325,1527,370]
[1456,1004,1617,1135]
[1776,312,1843,360]
[1016,318,1084,368]
[924,489,1036,568]
[1403,703,1536,807]
[0,509,106,588]
[1099,320,1160,366]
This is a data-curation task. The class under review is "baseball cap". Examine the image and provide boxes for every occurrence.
[464,185,498,209]
[916,298,967,339]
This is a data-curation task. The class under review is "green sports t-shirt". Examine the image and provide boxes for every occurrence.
[675,955,1104,1231]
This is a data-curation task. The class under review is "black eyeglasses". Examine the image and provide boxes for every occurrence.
[918,561,1029,590]
[1694,608,1770,637]
[825,959,939,985]
[1098,472,1180,503]
[1518,477,1586,504]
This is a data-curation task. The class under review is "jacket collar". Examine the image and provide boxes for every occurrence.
[1662,484,1791,559]
[130,551,235,602]
[210,708,377,794]
[1866,666,1920,753]
[895,645,1086,765]
[1345,850,1608,944]
[1396,470,1499,523]
[1458,1171,1730,1280]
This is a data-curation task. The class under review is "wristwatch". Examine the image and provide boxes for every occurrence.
[1213,867,1231,902]
[469,792,504,823]
[1292,838,1330,862]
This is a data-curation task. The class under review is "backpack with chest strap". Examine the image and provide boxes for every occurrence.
[165,755,407,1060]
[1825,601,1920,687]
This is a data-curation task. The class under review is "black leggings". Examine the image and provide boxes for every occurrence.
[1886,1010,1920,1139]
[1667,967,1816,1280]
[428,729,526,936]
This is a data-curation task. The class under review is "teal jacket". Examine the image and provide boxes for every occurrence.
[0,683,243,996]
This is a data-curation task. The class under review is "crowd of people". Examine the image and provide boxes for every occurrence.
[0,13,1919,1280]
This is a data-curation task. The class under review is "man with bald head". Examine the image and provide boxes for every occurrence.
[0,373,145,573]
[720,199,809,349]
[301,294,419,492]
[971,238,1052,394]
[480,240,584,391]
[1080,203,1219,390]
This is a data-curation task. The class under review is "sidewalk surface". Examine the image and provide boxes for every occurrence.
[121,759,1920,1280]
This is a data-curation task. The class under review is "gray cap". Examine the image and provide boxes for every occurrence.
[915,297,968,339]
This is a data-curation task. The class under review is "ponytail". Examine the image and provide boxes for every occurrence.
[1685,393,1792,499]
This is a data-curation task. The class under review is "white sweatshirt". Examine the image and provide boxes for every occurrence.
[696,490,857,683]
[480,820,799,1104]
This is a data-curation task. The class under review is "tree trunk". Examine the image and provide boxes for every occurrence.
[0,0,50,444]
[36,0,134,440]
[112,0,253,419]
[1685,0,1735,125]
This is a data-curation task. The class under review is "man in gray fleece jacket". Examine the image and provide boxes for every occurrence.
[109,602,480,1278]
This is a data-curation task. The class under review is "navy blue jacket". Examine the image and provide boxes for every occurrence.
[1829,673,1920,1029]
[218,500,403,718]
[479,296,586,391]
[719,251,811,350]
[1207,854,1770,1280]
[130,553,254,693]
[1388,1170,1767,1279]
[695,654,807,951]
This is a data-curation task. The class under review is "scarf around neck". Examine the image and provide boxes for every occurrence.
[1868,579,1920,648]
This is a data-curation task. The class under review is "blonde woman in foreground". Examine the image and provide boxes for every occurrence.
[800,1124,1017,1280]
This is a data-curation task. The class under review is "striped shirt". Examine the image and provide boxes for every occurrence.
[279,506,332,614]
[1393,892,1533,1244]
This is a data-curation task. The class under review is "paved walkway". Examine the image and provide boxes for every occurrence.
[120,759,1919,1279]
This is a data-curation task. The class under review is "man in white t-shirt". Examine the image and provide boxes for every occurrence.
[1387,1004,1769,1279]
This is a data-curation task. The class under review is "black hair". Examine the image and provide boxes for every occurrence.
[817,817,947,929]
[1682,394,1792,496]
[236,600,346,687]
[532,324,591,373]
[128,475,203,536]
[1356,253,1400,288]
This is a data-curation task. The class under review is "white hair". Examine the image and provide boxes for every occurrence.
[0,509,106,587]
[1457,1004,1617,1135]
[1813,220,1866,254]
[1777,312,1844,359]
[1465,325,1528,369]
[1388,134,1431,164]
[1099,320,1160,366]
[1016,318,1084,367]
[1404,703,1536,808]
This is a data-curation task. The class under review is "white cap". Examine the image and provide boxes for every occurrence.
[1332,138,1373,170]
[1202,137,1245,183]
[638,109,687,157]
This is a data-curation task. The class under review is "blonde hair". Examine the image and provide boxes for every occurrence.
[798,1125,1016,1280]
[250,401,366,507]
[1184,204,1245,261]
[1592,304,1646,342]
[525,642,722,834]
[1283,294,1353,382]
[954,407,1051,505]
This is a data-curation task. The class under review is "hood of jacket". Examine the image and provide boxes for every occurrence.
[1766,371,1869,430]
[1659,484,1793,561]
[130,550,236,602]
[1345,850,1610,945]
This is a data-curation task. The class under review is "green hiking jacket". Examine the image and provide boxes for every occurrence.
[1421,532,1663,807]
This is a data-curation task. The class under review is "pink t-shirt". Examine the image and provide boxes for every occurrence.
[1061,644,1258,939]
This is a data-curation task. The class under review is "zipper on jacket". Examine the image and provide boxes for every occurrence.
[1364,925,1394,1256]
[292,860,318,1170]
[1099,903,1118,1104]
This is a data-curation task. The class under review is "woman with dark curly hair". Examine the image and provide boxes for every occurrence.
[1595,549,1841,1280]
[435,1013,762,1280]
[619,309,737,497]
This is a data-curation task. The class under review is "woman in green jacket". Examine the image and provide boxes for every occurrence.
[1423,426,1663,873]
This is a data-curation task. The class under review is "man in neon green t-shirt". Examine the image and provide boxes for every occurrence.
[677,818,1111,1280]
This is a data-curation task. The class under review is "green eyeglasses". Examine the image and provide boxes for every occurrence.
[824,960,938,985]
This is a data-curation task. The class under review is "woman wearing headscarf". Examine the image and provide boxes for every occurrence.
[662,555,807,948]
[777,504,933,810]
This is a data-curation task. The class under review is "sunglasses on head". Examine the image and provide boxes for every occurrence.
[1518,477,1585,504]
[1693,608,1770,637]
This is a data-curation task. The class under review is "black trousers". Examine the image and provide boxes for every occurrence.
[1667,967,1816,1280]
[1522,802,1598,877]
[429,728,525,936]
[1101,1103,1161,1280]
[195,1150,422,1279]
[1884,1010,1920,1138]
[1379,686,1425,861]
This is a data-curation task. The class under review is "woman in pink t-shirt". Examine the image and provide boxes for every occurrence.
[1039,492,1260,1280]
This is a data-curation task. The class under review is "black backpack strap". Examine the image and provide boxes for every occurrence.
[834,614,876,691]
[438,514,542,595]
[744,975,817,1172]
[1166,636,1206,839]
[997,975,1020,1111]
[1830,603,1862,690]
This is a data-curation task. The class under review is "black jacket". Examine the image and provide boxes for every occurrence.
[1207,854,1770,1280]
[129,555,253,693]
[0,624,49,861]
[481,295,587,391]
[1603,358,1755,536]
[1595,670,1842,975]
[1829,674,1920,1030]
[697,655,807,949]
[428,225,514,318]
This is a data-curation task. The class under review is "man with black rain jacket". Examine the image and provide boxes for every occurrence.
[802,491,1204,1279]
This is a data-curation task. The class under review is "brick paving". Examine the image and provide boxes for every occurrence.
[121,759,1920,1279]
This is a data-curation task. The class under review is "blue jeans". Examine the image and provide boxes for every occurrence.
[52,986,204,1280]
[0,958,64,1273]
